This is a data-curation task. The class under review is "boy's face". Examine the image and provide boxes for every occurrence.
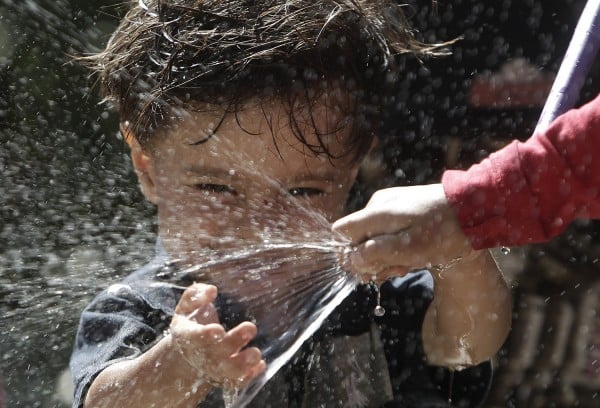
[132,97,365,261]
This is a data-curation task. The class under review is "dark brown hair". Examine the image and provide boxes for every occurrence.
[86,0,443,159]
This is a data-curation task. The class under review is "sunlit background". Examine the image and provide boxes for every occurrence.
[1,1,599,406]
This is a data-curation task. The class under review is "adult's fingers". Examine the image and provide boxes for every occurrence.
[332,207,411,245]
[377,265,412,282]
[349,233,430,274]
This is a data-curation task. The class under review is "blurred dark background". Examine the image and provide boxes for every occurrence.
[0,1,156,406]
[1,0,599,406]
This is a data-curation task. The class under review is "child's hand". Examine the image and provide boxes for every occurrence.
[170,283,266,389]
[333,184,475,282]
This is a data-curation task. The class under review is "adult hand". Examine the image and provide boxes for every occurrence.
[333,184,475,281]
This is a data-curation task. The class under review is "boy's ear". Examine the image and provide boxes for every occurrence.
[358,136,386,187]
[122,127,160,204]
[368,135,379,153]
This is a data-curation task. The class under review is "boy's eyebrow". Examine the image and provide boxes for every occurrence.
[289,171,338,184]
[186,165,339,184]
[185,165,238,178]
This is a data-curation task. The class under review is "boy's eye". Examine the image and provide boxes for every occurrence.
[288,187,324,197]
[195,183,237,195]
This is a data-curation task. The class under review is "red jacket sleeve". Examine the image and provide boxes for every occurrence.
[442,92,600,249]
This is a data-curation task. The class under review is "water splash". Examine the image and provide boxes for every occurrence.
[162,239,359,407]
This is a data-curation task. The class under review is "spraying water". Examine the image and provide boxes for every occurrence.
[162,240,360,407]
[4,1,599,407]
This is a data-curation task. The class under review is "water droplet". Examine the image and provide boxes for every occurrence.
[501,246,511,255]
[374,305,386,317]
[487,313,498,321]
[223,387,240,408]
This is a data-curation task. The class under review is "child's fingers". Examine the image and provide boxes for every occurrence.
[243,359,267,384]
[172,319,257,357]
[189,302,219,325]
[221,347,265,384]
[204,323,261,383]
[170,320,230,379]
[171,318,265,388]
[217,322,258,357]
[171,316,226,345]
[230,347,262,368]
[175,283,218,317]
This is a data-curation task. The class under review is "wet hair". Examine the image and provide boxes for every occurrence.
[86,0,442,160]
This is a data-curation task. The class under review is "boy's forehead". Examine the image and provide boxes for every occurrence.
[165,95,355,149]
[146,97,360,177]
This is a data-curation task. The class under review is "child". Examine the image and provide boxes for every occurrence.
[70,1,511,407]
[333,92,600,273]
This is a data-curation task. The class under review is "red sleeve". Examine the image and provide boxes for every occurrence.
[442,92,600,250]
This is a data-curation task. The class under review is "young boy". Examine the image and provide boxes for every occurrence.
[70,1,511,407]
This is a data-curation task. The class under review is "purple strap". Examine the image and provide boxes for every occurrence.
[535,0,600,132]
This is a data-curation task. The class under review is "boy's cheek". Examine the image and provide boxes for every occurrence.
[157,205,268,252]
